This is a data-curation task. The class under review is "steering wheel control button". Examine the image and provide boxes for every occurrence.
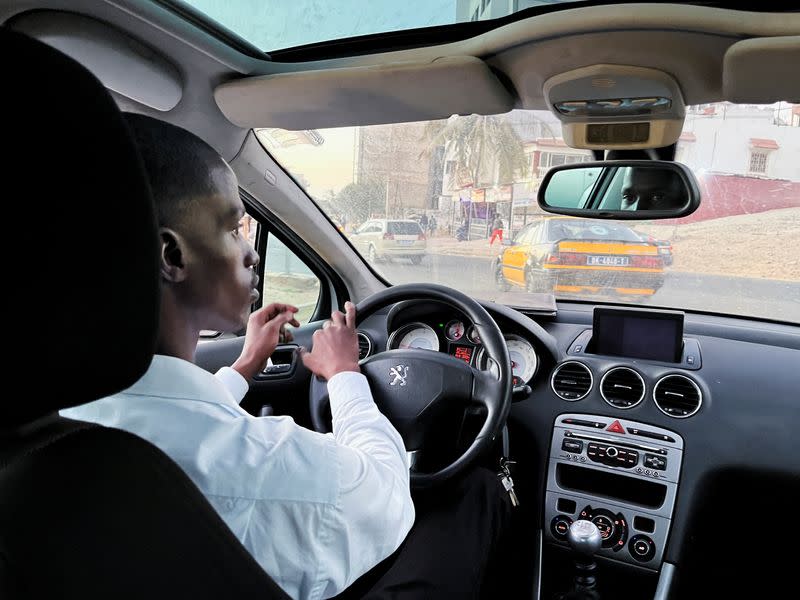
[562,439,584,453]
[629,535,657,562]
[644,453,667,470]
[551,515,574,539]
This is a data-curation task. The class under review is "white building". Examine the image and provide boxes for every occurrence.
[678,103,800,182]
[457,0,578,22]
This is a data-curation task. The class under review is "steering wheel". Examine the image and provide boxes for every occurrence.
[310,284,512,489]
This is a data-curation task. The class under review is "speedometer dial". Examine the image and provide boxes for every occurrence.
[388,323,440,351]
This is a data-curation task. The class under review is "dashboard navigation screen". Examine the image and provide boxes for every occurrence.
[592,308,684,362]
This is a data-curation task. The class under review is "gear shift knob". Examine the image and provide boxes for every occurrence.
[568,520,602,557]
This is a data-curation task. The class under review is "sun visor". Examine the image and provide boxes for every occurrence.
[723,36,800,103]
[214,56,514,130]
[8,11,182,112]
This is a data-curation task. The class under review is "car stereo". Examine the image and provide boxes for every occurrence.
[544,413,683,569]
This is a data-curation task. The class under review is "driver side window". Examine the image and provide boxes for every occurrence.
[264,235,321,324]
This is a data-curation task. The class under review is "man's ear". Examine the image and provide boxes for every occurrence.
[159,227,187,282]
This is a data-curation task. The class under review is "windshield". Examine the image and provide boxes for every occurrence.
[183,0,585,51]
[261,103,800,323]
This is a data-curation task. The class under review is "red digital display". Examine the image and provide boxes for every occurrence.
[453,345,473,363]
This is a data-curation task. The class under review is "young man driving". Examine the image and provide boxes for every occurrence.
[64,115,509,600]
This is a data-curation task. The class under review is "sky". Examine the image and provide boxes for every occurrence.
[188,0,458,51]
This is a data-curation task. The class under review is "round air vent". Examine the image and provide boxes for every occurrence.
[551,361,593,401]
[601,367,645,409]
[653,374,702,418]
[357,332,373,360]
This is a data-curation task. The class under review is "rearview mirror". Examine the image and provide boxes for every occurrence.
[538,160,700,220]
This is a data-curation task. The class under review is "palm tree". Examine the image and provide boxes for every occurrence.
[421,114,530,188]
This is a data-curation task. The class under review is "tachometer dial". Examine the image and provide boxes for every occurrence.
[477,334,538,386]
[388,323,440,351]
[507,336,538,385]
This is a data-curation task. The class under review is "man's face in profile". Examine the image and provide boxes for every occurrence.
[621,168,683,211]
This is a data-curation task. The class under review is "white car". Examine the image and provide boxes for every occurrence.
[349,219,427,264]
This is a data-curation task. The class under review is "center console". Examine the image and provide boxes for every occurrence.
[544,413,683,569]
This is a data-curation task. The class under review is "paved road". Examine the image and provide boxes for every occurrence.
[375,254,800,322]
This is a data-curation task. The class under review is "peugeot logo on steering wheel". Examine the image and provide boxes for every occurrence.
[389,365,409,387]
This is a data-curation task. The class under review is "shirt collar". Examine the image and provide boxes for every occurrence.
[124,354,240,408]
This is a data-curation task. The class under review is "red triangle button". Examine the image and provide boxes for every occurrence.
[607,420,625,434]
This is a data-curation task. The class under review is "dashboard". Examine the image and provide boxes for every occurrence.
[348,298,800,597]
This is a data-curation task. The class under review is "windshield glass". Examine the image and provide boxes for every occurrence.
[261,103,800,323]
[184,0,584,51]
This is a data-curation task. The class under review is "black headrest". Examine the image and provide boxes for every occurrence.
[0,28,159,427]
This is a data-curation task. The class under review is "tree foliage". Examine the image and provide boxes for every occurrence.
[422,114,529,188]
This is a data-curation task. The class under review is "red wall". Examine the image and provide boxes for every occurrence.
[671,174,800,224]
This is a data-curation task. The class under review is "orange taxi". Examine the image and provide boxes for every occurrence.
[494,217,666,296]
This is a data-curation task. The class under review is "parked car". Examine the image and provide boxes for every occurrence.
[494,217,666,296]
[349,219,427,264]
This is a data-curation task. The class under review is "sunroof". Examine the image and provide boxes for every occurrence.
[180,0,585,52]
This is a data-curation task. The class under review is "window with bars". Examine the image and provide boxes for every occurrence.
[748,151,768,174]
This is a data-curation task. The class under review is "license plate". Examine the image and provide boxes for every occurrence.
[587,255,629,266]
[397,240,414,246]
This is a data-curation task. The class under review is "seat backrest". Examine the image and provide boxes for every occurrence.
[0,28,289,599]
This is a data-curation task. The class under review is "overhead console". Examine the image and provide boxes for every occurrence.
[543,65,686,150]
[544,413,683,569]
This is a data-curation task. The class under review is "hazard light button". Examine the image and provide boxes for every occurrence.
[607,420,625,434]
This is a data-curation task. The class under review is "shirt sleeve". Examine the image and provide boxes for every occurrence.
[214,366,249,405]
[318,371,415,597]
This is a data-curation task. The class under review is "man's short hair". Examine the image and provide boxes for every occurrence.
[124,113,227,229]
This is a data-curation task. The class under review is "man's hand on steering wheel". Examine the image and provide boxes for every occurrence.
[300,302,360,380]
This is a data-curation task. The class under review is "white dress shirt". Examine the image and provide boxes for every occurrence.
[62,355,414,600]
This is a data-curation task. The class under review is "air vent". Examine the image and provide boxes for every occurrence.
[653,375,702,418]
[601,367,645,409]
[551,361,593,401]
[357,332,373,360]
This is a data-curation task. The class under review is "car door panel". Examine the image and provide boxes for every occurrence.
[195,320,325,427]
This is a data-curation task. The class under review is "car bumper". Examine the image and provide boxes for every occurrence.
[541,267,665,295]
[380,246,427,256]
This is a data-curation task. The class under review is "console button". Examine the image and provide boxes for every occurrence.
[644,454,667,471]
[626,427,676,444]
[614,513,629,552]
[562,439,584,453]
[592,515,615,544]
[562,418,607,429]
[629,534,657,562]
[607,420,626,434]
[590,508,623,548]
[551,515,573,540]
